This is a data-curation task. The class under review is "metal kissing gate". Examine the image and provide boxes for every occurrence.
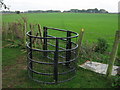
[26,27,79,84]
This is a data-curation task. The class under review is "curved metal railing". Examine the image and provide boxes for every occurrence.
[26,26,79,84]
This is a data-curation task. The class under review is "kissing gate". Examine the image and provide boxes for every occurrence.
[26,27,79,84]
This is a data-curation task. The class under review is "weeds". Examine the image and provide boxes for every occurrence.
[2,16,43,48]
[94,38,109,54]
[79,38,110,64]
[112,75,120,88]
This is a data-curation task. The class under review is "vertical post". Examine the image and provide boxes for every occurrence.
[78,28,84,56]
[66,31,71,66]
[106,30,120,77]
[54,39,59,84]
[24,22,27,47]
[29,31,33,78]
[38,24,43,48]
[43,27,47,57]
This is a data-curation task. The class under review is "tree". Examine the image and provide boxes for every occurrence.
[16,11,20,14]
[99,9,108,13]
[70,9,79,13]
[0,0,9,10]
[94,8,99,13]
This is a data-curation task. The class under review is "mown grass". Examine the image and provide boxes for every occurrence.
[2,13,119,53]
[2,13,118,43]
[2,43,112,88]
[2,13,119,55]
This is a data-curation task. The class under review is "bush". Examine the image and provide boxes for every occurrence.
[79,41,109,64]
[94,38,109,54]
[112,75,120,88]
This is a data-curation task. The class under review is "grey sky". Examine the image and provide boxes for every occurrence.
[3,0,120,12]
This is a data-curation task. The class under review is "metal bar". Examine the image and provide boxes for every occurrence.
[66,31,72,66]
[47,35,67,41]
[47,41,76,51]
[54,39,59,84]
[47,43,65,50]
[43,27,48,57]
[27,42,78,52]
[47,27,68,32]
[58,75,76,83]
[47,27,78,34]
[27,31,78,39]
[29,31,33,78]
[28,65,53,76]
[50,51,65,59]
[58,68,76,75]
[26,27,79,84]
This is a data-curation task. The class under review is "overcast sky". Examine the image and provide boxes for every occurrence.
[3,0,120,12]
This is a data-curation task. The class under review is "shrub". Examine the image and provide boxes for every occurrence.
[94,38,109,54]
[112,75,120,88]
[78,39,110,64]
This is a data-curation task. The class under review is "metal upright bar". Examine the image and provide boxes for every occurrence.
[43,27,48,57]
[66,31,72,66]
[54,39,59,84]
[29,31,33,78]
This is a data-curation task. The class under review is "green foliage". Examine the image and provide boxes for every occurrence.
[118,44,120,58]
[16,11,20,14]
[2,16,29,48]
[94,38,109,54]
[79,41,109,64]
[112,75,120,88]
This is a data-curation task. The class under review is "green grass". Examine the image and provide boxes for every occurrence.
[2,13,119,54]
[2,13,119,88]
[2,46,112,88]
[2,13,118,43]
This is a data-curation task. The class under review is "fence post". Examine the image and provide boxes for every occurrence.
[43,27,47,57]
[24,22,27,47]
[38,24,43,48]
[66,31,72,66]
[29,31,33,78]
[54,39,59,84]
[77,28,84,56]
[106,30,120,77]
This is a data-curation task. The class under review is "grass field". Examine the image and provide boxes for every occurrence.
[2,13,119,88]
[2,13,119,59]
[2,45,112,88]
[2,13,118,43]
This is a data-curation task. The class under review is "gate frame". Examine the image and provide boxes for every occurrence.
[26,26,79,84]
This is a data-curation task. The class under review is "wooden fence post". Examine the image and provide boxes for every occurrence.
[77,28,84,56]
[38,24,43,48]
[106,30,120,77]
[24,22,27,47]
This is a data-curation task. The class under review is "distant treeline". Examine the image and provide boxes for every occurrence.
[2,8,109,14]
